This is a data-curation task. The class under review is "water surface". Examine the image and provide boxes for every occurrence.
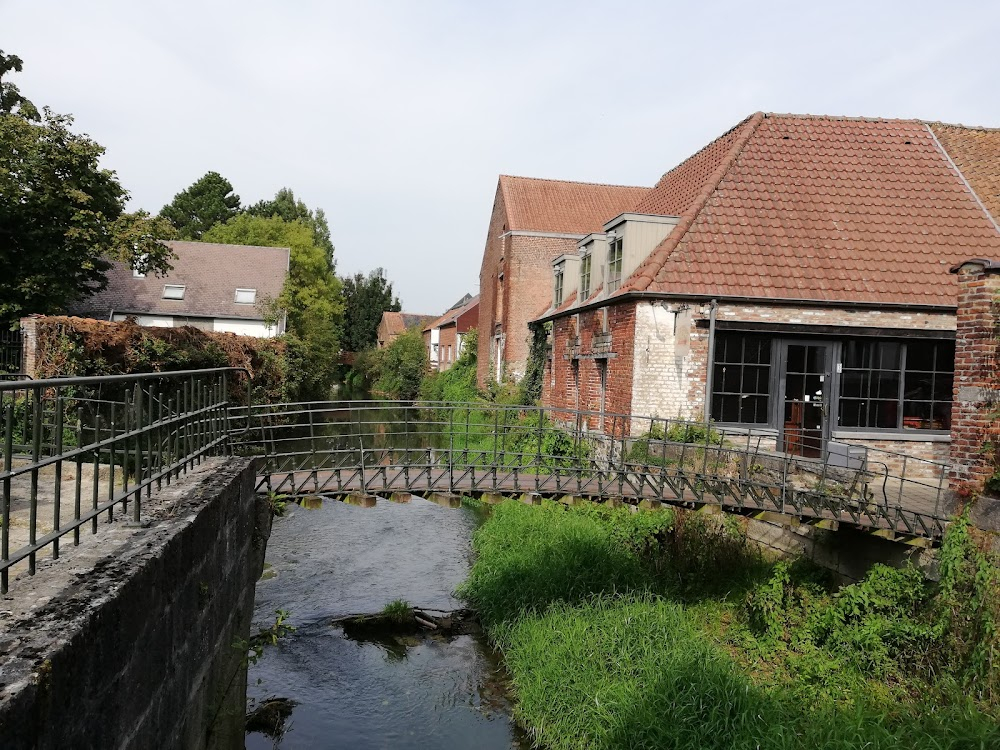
[246,495,527,749]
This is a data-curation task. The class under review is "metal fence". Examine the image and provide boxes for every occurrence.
[234,400,952,540]
[0,368,244,593]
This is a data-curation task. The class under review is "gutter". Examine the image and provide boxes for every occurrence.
[530,290,957,326]
[703,299,718,422]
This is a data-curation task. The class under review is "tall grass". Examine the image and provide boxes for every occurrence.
[462,501,1000,750]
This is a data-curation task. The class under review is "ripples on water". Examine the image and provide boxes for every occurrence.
[245,496,528,750]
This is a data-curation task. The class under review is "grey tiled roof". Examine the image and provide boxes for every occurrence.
[71,240,290,320]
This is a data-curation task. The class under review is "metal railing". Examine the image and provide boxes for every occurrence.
[0,368,245,593]
[233,400,952,540]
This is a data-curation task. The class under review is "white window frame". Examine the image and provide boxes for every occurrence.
[162,284,186,300]
[234,288,257,305]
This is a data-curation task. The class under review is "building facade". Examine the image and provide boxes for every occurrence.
[534,113,1000,464]
[423,294,479,372]
[477,175,648,387]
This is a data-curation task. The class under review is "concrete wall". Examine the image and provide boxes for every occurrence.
[0,457,271,750]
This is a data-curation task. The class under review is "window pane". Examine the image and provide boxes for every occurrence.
[905,343,936,371]
[875,371,899,399]
[877,342,901,370]
[711,333,771,424]
[933,373,953,401]
[839,399,864,428]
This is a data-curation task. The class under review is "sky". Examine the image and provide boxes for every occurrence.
[5,0,1000,314]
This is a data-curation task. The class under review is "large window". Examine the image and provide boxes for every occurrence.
[711,334,771,424]
[607,238,623,292]
[580,254,592,300]
[839,340,953,430]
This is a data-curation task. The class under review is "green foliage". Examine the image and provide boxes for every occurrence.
[371,328,428,401]
[203,215,343,400]
[0,97,174,318]
[0,49,36,117]
[517,323,549,406]
[463,502,1000,749]
[238,609,296,666]
[245,187,335,268]
[159,170,241,240]
[419,328,480,403]
[339,268,401,352]
[381,599,413,625]
[266,492,288,517]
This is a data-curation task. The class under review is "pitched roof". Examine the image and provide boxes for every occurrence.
[71,240,289,320]
[618,113,1000,306]
[425,295,480,331]
[381,311,437,338]
[928,122,1000,227]
[499,175,648,234]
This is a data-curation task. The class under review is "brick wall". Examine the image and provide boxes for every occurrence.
[477,185,581,386]
[948,261,1000,495]
[438,325,457,371]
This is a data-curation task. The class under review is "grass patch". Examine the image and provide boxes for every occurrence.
[463,501,1000,749]
[381,598,413,625]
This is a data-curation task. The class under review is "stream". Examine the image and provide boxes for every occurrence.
[245,493,530,749]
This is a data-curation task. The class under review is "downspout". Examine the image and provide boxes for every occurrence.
[703,299,718,423]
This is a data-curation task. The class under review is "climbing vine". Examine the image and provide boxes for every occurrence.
[517,322,550,406]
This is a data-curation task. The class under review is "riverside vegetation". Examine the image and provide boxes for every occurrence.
[459,501,1000,750]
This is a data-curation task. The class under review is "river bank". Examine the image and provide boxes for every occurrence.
[461,500,1000,750]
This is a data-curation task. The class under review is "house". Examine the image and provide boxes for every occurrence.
[376,311,437,349]
[530,113,1000,464]
[71,240,289,337]
[477,175,648,387]
[423,294,480,372]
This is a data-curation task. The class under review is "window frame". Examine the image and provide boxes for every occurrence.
[234,288,257,305]
[607,238,623,292]
[579,253,592,300]
[709,333,954,435]
[553,263,565,307]
[162,284,186,300]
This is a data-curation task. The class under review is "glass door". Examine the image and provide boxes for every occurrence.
[779,342,834,458]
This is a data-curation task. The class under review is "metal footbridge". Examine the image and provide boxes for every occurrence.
[233,400,952,543]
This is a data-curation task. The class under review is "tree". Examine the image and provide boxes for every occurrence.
[159,171,241,240]
[374,327,428,401]
[202,215,344,398]
[0,50,36,118]
[0,54,174,322]
[340,268,401,352]
[245,187,335,268]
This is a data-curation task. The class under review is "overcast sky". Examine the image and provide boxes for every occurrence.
[6,1,1000,314]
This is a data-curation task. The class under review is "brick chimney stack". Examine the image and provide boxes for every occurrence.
[948,259,1000,498]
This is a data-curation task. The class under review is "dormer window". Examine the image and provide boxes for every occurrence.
[234,288,257,304]
[607,237,623,292]
[553,264,565,307]
[580,253,592,300]
[162,284,185,300]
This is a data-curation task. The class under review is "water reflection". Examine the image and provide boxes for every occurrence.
[246,495,527,750]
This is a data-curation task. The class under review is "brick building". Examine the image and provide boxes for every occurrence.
[376,311,436,349]
[423,294,479,372]
[476,175,648,387]
[534,113,1000,463]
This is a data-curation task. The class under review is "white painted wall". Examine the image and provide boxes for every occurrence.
[630,302,699,424]
[113,314,174,328]
[213,319,278,337]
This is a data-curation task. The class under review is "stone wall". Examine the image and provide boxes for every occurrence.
[0,457,270,750]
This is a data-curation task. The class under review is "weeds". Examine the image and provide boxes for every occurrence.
[381,598,413,625]
[463,500,1000,749]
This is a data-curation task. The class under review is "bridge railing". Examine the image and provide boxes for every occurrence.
[0,368,246,593]
[233,400,950,539]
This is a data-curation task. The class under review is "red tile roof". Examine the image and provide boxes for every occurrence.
[618,113,1000,306]
[499,176,648,234]
[381,311,437,339]
[929,122,1000,227]
[425,295,480,331]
